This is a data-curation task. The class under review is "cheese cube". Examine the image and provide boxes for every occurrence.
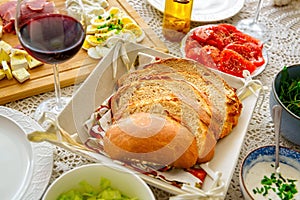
[0,69,5,80]
[0,49,10,62]
[0,40,12,54]
[12,68,30,83]
[10,54,28,70]
[10,49,28,56]
[26,55,43,69]
[2,60,12,80]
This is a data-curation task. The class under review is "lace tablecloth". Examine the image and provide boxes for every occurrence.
[4,0,300,199]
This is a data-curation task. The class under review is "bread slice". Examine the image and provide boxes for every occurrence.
[142,57,242,139]
[113,78,211,124]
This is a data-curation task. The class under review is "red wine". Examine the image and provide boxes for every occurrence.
[19,14,85,64]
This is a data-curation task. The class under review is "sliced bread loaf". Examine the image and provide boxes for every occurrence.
[142,58,242,139]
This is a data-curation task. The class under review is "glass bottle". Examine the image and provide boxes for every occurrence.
[162,0,193,42]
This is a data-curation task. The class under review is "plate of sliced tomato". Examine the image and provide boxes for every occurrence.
[181,23,268,78]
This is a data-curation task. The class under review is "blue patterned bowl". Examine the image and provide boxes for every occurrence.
[269,64,300,146]
[240,145,300,200]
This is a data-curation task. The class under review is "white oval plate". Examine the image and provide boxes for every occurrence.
[147,0,245,22]
[180,26,268,78]
[0,106,53,200]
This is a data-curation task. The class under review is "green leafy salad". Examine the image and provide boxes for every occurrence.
[279,66,300,117]
[57,177,138,200]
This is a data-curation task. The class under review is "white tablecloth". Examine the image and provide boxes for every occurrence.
[4,0,300,199]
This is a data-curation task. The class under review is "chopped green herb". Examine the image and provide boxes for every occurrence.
[118,19,123,25]
[253,170,298,200]
[98,23,108,29]
[279,66,300,117]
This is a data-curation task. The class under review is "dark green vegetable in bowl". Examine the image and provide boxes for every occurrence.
[279,66,300,117]
[270,64,300,146]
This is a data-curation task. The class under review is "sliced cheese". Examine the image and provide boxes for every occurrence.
[0,40,12,54]
[0,69,5,80]
[0,48,10,62]
[10,54,28,70]
[26,55,43,69]
[10,49,28,56]
[12,68,30,83]
[2,60,12,80]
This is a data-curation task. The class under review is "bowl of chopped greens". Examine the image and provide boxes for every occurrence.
[42,163,155,200]
[240,145,300,200]
[270,65,300,146]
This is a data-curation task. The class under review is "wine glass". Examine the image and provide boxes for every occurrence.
[15,0,86,122]
[236,0,269,43]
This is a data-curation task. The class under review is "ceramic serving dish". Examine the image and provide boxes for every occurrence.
[57,41,261,198]
[269,64,300,146]
[240,145,300,200]
[43,163,155,200]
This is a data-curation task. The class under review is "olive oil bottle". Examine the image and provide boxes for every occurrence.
[162,0,193,42]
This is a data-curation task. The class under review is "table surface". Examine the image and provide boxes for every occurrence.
[3,0,300,199]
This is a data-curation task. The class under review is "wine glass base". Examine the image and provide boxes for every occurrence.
[34,97,71,129]
[236,18,270,43]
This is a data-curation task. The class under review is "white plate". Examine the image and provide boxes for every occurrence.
[180,26,268,78]
[0,106,53,200]
[147,0,245,22]
[58,42,260,198]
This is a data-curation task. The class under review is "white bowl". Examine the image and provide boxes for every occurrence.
[240,145,300,200]
[43,163,155,200]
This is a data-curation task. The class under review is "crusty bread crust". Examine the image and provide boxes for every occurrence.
[104,113,198,168]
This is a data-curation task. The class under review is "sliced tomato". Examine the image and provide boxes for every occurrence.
[185,46,217,69]
[219,23,240,34]
[224,43,265,67]
[191,25,230,50]
[201,45,221,64]
[184,37,201,52]
[218,49,257,77]
[190,26,213,44]
[183,24,265,77]
[244,42,265,66]
[229,32,263,48]
[185,168,207,183]
[243,42,264,55]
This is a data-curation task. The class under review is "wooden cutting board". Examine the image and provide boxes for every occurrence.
[0,0,168,105]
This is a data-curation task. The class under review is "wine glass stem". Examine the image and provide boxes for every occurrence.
[253,0,263,24]
[53,64,63,110]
